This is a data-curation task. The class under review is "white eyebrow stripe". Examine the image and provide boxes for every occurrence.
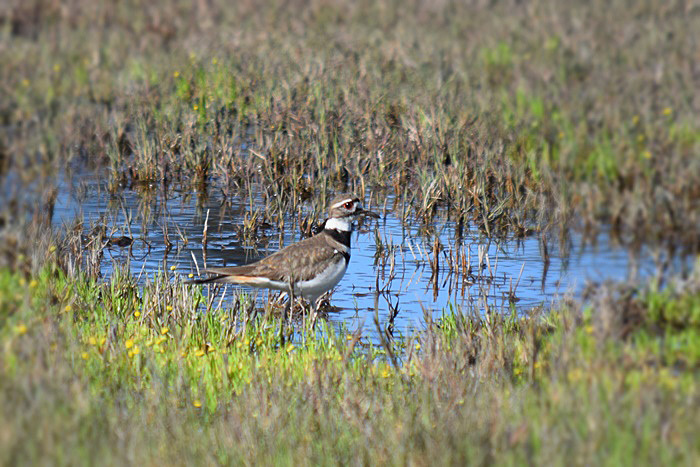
[331,198,355,209]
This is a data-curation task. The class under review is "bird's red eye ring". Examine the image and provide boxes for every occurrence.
[344,201,354,209]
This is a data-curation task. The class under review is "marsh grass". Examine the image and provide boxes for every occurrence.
[2,0,699,254]
[2,0,700,463]
[1,258,699,464]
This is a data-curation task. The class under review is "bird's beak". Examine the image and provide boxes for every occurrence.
[357,206,380,219]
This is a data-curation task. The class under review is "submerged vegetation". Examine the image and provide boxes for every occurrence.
[1,0,699,463]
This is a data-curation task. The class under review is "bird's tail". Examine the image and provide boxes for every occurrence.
[185,275,226,285]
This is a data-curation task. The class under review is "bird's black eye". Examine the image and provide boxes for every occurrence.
[344,201,354,209]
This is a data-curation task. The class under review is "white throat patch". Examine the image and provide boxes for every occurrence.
[324,217,353,232]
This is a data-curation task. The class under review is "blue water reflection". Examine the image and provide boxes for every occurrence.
[53,171,680,335]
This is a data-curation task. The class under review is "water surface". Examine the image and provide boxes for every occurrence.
[53,169,679,335]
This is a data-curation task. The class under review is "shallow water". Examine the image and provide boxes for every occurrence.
[53,169,682,335]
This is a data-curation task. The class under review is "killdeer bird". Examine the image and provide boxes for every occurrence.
[192,194,380,310]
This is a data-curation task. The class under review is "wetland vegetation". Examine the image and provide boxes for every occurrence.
[1,0,699,464]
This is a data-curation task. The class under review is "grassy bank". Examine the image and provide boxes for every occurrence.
[1,258,699,464]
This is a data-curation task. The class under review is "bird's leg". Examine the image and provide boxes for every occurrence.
[281,276,295,345]
[280,299,289,346]
[301,297,308,331]
[310,297,319,331]
[283,275,300,344]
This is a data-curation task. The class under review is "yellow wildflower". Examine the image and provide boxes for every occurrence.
[193,399,202,408]
[173,71,180,78]
[16,324,28,335]
[195,349,206,357]
[64,305,72,313]
[662,107,672,116]
[81,352,89,360]
[88,337,97,346]
[134,311,141,318]
[170,265,176,271]
[161,327,169,335]
[125,339,134,349]
[166,305,173,312]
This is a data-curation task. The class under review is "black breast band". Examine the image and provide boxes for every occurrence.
[325,228,352,249]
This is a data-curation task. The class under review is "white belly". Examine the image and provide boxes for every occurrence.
[295,259,348,303]
[237,258,349,304]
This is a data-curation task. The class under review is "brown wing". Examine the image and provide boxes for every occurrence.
[201,233,343,283]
